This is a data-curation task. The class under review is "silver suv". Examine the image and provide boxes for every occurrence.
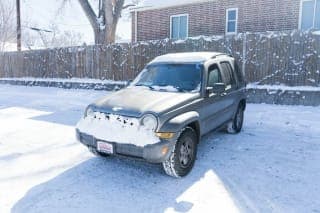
[76,52,246,177]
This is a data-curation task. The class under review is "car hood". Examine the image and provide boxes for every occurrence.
[92,86,200,117]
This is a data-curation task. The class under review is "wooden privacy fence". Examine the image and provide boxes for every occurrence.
[0,30,320,86]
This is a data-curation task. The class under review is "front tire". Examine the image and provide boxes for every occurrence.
[162,127,198,178]
[227,104,244,134]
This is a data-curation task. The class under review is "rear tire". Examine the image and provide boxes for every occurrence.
[227,104,244,134]
[162,127,198,178]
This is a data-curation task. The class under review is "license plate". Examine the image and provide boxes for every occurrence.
[97,141,114,154]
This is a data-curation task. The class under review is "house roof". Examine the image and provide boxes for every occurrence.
[132,0,213,12]
[150,52,226,64]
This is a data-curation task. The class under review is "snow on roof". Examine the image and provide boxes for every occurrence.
[132,0,212,11]
[150,52,225,64]
[312,31,320,35]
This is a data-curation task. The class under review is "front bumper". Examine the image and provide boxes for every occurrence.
[76,129,176,163]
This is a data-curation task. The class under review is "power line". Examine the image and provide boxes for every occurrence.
[28,27,53,33]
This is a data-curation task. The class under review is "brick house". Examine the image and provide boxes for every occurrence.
[131,0,320,42]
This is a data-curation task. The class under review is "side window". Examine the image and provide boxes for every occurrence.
[300,0,320,30]
[207,64,222,87]
[170,14,188,39]
[220,62,236,90]
[226,8,238,34]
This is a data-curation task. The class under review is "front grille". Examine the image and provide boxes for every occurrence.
[92,112,139,128]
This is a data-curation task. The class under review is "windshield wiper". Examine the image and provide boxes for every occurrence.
[135,84,155,90]
[136,83,189,92]
[173,86,187,92]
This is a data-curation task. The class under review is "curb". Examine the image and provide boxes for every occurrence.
[0,79,126,91]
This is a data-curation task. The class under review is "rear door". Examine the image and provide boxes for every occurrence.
[218,60,238,121]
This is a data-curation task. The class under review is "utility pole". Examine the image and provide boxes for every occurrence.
[16,0,21,51]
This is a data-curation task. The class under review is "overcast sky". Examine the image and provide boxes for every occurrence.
[17,0,135,44]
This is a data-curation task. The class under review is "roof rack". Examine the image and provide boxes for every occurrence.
[211,53,233,59]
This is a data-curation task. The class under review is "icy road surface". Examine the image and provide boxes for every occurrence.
[0,85,319,213]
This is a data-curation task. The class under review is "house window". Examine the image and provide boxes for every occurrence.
[226,8,238,34]
[300,0,320,30]
[170,14,188,39]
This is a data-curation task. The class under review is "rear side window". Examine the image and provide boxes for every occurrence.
[234,61,244,84]
[220,62,236,90]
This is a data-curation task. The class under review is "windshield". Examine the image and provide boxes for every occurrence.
[133,63,202,92]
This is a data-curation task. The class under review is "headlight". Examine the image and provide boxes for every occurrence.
[141,114,158,131]
[84,106,95,118]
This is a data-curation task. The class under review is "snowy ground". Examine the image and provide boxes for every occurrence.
[0,85,320,213]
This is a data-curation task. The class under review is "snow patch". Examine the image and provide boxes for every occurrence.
[307,78,316,83]
[173,39,186,44]
[189,35,224,41]
[312,31,320,35]
[247,84,320,91]
[0,77,127,85]
[151,85,178,92]
[1,85,320,212]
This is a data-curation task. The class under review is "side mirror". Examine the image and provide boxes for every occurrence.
[206,83,225,97]
[205,87,213,97]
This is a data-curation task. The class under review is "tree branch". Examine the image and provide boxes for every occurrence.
[78,0,99,30]
[113,0,125,20]
[122,4,136,9]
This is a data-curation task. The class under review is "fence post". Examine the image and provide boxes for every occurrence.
[242,33,247,77]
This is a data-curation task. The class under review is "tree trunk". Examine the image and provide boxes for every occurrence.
[78,0,125,45]
[94,29,106,45]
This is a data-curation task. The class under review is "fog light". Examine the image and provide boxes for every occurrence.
[156,132,174,139]
[161,146,169,155]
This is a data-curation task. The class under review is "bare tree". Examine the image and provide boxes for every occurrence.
[78,0,136,44]
[0,1,16,51]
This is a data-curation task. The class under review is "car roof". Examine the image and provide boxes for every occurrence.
[149,52,229,64]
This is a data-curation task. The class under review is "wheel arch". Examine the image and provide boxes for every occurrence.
[158,111,200,133]
[186,121,200,143]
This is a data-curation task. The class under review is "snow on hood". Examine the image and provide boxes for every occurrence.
[92,86,200,117]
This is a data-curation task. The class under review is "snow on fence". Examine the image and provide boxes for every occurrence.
[0,30,319,86]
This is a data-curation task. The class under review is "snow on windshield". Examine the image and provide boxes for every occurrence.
[133,63,202,92]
